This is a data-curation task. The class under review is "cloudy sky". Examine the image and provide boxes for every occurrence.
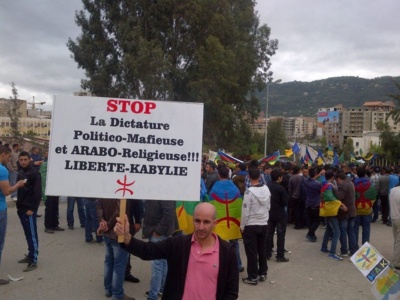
[1,0,399,108]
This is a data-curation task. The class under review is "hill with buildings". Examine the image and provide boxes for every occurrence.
[259,76,400,117]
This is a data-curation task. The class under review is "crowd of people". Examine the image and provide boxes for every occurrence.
[200,158,400,282]
[1,141,400,299]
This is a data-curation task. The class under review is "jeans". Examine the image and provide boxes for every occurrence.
[67,197,86,227]
[242,225,268,280]
[321,217,340,255]
[83,198,102,243]
[347,217,356,254]
[104,236,129,300]
[148,235,168,300]
[372,196,380,221]
[17,210,39,263]
[44,196,59,229]
[0,210,7,264]
[266,217,287,258]
[338,218,349,254]
[9,171,18,198]
[229,239,242,269]
[354,214,372,249]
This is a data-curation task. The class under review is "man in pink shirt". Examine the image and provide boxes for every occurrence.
[114,202,238,300]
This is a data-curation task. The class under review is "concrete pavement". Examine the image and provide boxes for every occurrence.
[0,198,393,299]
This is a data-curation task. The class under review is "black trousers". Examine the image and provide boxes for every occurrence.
[292,198,306,228]
[380,195,389,224]
[266,217,287,258]
[44,196,59,229]
[306,206,320,239]
[242,225,268,280]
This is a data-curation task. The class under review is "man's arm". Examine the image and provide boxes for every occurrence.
[115,215,167,261]
[0,179,25,196]
[240,192,251,231]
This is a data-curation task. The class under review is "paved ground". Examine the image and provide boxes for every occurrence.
[0,198,393,300]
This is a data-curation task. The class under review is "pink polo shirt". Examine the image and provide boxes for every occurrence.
[182,233,220,300]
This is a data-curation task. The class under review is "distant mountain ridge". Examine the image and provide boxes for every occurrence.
[259,76,400,117]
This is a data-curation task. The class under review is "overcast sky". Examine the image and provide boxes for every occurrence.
[1,0,399,108]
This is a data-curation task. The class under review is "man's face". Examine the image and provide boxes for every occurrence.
[19,155,31,168]
[0,153,11,164]
[193,207,216,241]
[205,164,212,174]
[303,169,309,177]
[264,168,272,175]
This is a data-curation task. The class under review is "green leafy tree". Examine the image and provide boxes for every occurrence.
[7,82,22,138]
[386,80,400,124]
[23,130,39,140]
[266,118,289,154]
[67,0,278,151]
[368,143,384,156]
[342,137,354,162]
[376,120,400,161]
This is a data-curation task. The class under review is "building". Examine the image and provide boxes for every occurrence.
[283,117,316,141]
[0,98,51,139]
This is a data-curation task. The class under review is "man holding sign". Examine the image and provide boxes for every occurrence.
[114,202,239,300]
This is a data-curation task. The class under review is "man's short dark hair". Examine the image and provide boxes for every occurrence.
[292,165,300,174]
[248,167,260,180]
[356,166,366,178]
[19,151,30,158]
[206,161,216,170]
[0,145,11,155]
[248,160,259,168]
[270,168,282,181]
[263,163,272,171]
[217,166,230,179]
[308,167,317,178]
[239,163,247,171]
[325,170,335,181]
[336,171,347,180]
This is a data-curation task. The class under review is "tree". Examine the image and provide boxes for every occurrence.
[67,0,278,151]
[266,118,289,154]
[342,137,354,162]
[376,120,400,161]
[7,82,22,138]
[386,79,400,124]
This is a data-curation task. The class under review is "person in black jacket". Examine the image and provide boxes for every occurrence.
[16,151,42,272]
[266,168,290,262]
[114,202,239,300]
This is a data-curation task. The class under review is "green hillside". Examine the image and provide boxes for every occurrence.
[258,76,400,117]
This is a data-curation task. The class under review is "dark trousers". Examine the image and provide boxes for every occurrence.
[306,206,320,239]
[18,210,39,263]
[83,198,102,243]
[266,217,287,258]
[287,198,294,223]
[372,196,380,221]
[292,198,306,228]
[242,225,268,280]
[44,196,59,229]
[380,195,389,224]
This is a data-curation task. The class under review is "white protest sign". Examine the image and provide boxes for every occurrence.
[46,96,203,201]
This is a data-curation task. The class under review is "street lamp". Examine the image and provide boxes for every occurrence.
[264,79,282,157]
